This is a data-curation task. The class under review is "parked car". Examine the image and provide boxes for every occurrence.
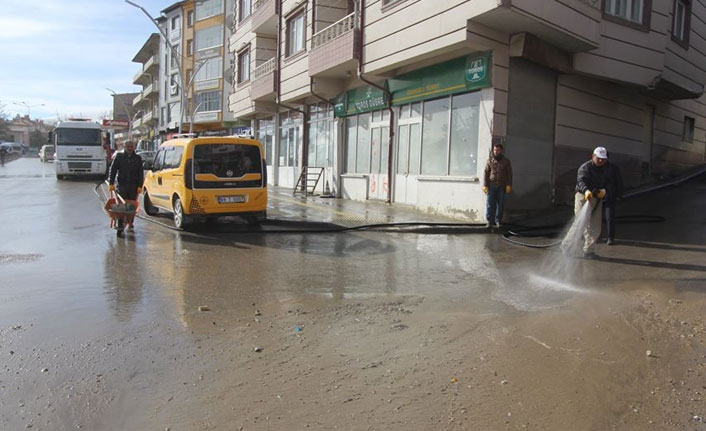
[39,144,55,162]
[142,136,267,229]
[0,142,24,155]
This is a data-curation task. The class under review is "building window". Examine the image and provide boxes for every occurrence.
[195,90,221,112]
[195,0,223,21]
[195,57,223,83]
[187,39,193,56]
[170,44,180,68]
[603,0,651,29]
[683,116,695,142]
[286,8,306,57]
[187,10,194,27]
[382,0,406,8]
[195,25,224,52]
[239,0,252,21]
[170,74,179,96]
[672,0,691,47]
[237,48,250,83]
[171,16,180,30]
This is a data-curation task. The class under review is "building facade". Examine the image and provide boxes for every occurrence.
[228,0,705,220]
[131,33,161,150]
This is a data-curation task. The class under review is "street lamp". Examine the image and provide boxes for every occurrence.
[13,101,46,118]
[106,88,134,138]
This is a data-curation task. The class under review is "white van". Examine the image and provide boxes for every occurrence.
[0,142,24,155]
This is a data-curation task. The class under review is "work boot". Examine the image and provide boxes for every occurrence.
[485,222,492,228]
[582,251,599,259]
[606,238,614,245]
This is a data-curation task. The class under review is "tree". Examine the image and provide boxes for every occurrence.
[30,129,47,149]
[0,101,10,141]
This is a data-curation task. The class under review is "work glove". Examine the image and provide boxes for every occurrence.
[505,185,512,194]
[137,187,143,195]
[584,190,593,201]
[108,184,115,191]
[597,188,606,199]
[482,186,488,194]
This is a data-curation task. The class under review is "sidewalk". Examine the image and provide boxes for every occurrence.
[267,186,464,227]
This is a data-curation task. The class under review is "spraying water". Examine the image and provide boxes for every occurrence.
[527,202,595,295]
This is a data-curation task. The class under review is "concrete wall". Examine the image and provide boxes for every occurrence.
[279,0,314,102]
[362,0,498,75]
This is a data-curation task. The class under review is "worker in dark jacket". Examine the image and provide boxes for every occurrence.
[108,140,144,230]
[483,143,512,228]
[570,146,610,258]
[603,156,623,245]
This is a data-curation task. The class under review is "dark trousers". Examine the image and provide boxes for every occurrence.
[486,184,506,225]
[604,201,616,240]
[117,183,138,200]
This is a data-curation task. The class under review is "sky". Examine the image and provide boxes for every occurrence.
[1,0,171,122]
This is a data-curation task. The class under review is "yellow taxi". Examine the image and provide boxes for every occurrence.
[142,136,267,228]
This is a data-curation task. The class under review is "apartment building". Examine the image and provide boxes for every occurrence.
[229,0,705,219]
[131,33,161,149]
[157,1,185,138]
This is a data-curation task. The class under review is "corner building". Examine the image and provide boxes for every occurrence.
[229,0,706,220]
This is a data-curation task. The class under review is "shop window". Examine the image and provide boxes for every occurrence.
[355,113,371,173]
[449,92,480,176]
[671,0,691,47]
[257,118,275,165]
[421,97,449,175]
[346,117,357,173]
[286,8,306,57]
[603,0,651,30]
[683,116,694,143]
[307,103,334,168]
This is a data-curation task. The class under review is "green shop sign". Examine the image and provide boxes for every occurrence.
[388,51,492,105]
[333,85,388,117]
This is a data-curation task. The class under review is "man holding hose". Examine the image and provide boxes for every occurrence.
[571,147,610,259]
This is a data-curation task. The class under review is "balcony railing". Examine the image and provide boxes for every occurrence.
[252,57,276,81]
[253,0,268,11]
[312,12,358,50]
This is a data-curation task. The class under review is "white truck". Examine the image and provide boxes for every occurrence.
[51,119,107,179]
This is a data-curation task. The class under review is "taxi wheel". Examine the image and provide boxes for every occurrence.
[173,197,190,229]
[143,192,158,216]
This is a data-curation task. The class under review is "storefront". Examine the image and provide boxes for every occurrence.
[339,52,495,219]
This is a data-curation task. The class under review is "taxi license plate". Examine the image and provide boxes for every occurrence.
[218,195,246,204]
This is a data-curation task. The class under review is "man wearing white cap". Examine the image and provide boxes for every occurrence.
[571,147,610,258]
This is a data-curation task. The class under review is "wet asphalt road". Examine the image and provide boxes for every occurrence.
[1,157,705,430]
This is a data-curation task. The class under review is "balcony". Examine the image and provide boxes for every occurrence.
[470,0,601,52]
[251,0,278,35]
[250,58,277,101]
[143,80,159,99]
[132,92,144,107]
[309,12,359,78]
[133,55,160,85]
[142,109,156,124]
[132,117,143,130]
